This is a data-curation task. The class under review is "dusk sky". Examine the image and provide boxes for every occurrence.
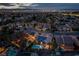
[0,3,79,9]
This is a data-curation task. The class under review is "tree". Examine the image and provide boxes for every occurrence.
[51,37,57,50]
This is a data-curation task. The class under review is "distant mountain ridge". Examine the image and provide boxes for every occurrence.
[0,8,79,12]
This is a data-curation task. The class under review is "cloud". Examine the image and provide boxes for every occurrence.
[19,3,33,7]
[31,4,39,7]
[0,3,37,9]
[0,3,14,6]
